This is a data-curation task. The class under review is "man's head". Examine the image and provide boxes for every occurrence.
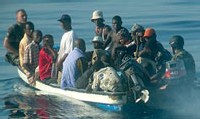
[169,35,184,54]
[91,10,104,26]
[143,28,157,42]
[118,28,131,45]
[32,30,43,44]
[130,24,145,40]
[25,21,34,39]
[75,38,86,52]
[16,9,27,24]
[92,36,104,49]
[112,15,122,31]
[43,34,54,48]
[58,14,72,30]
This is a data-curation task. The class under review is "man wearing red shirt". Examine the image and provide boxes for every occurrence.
[39,34,57,83]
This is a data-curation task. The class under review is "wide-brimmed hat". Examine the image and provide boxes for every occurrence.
[91,10,104,22]
[58,14,71,23]
[143,28,156,37]
[131,24,144,32]
[92,36,103,43]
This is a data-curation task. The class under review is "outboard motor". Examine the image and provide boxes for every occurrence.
[119,55,149,103]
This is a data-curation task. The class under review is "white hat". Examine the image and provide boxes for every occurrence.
[91,10,104,21]
[92,36,103,43]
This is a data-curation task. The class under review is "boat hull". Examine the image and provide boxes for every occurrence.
[17,67,127,111]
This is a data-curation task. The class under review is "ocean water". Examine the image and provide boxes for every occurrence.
[0,0,200,118]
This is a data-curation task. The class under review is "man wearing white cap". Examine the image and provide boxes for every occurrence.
[91,10,110,39]
[90,36,110,66]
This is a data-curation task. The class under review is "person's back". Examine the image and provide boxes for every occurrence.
[169,35,196,81]
[61,38,87,89]
[4,9,27,66]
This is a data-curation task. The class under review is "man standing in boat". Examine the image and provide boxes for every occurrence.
[4,9,27,66]
[57,14,78,85]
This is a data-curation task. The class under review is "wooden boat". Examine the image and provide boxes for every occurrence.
[17,67,128,111]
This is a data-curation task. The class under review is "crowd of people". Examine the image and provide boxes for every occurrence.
[3,9,196,97]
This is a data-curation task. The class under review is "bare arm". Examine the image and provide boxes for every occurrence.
[57,53,68,71]
[47,45,58,62]
[3,37,18,55]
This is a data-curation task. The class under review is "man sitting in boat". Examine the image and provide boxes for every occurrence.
[23,30,43,85]
[111,28,134,69]
[166,35,196,91]
[61,38,88,89]
[19,21,34,73]
[91,36,110,66]
[102,25,112,43]
[142,28,172,87]
[112,43,150,103]
[104,15,127,53]
[91,10,106,37]
[129,23,146,58]
[4,9,27,66]
[38,34,57,84]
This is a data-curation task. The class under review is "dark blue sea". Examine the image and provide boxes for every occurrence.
[1,0,200,118]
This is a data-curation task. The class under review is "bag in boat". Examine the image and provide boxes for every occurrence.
[92,66,123,92]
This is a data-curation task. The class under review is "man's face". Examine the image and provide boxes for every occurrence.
[25,24,34,38]
[16,11,27,24]
[93,42,102,49]
[93,19,102,26]
[34,34,42,44]
[43,37,54,48]
[112,19,121,31]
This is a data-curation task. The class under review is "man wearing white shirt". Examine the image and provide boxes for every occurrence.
[57,14,78,84]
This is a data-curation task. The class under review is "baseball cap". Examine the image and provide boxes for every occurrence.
[143,28,156,37]
[58,14,71,23]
